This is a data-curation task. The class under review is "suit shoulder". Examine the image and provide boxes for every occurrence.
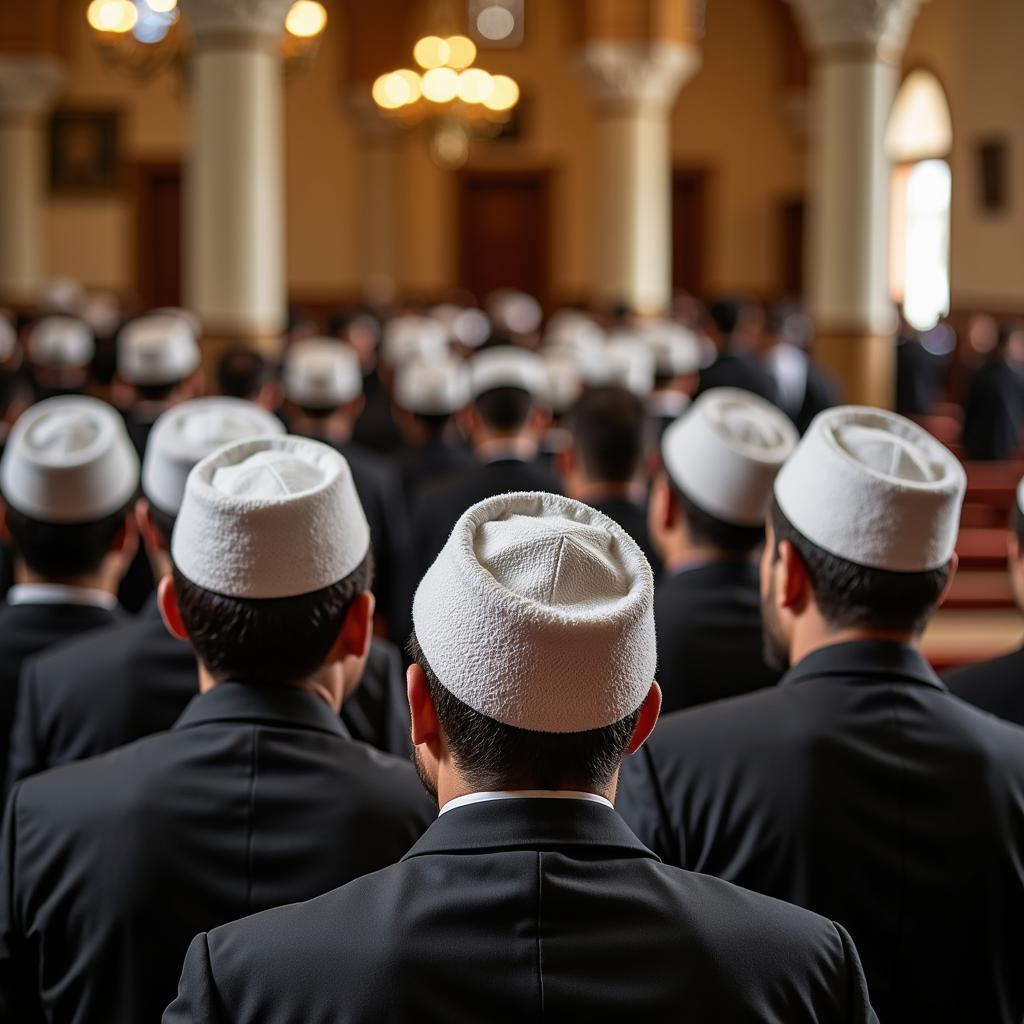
[27,615,148,678]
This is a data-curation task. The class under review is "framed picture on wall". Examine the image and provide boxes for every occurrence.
[50,109,123,195]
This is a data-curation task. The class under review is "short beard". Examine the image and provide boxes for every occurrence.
[413,745,439,806]
[761,577,790,673]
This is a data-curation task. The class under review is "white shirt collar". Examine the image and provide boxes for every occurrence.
[438,790,614,816]
[7,583,118,611]
[475,437,538,465]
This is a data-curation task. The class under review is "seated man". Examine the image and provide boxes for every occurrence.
[165,491,875,1024]
[946,474,1024,725]
[619,407,1024,1024]
[0,395,138,784]
[414,345,561,574]
[0,435,434,1024]
[558,385,660,574]
[25,315,94,399]
[649,387,796,711]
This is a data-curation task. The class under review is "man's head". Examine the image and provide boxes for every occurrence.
[463,346,550,452]
[116,313,202,405]
[560,386,647,498]
[392,356,469,445]
[216,347,280,409]
[0,395,139,586]
[408,491,661,803]
[762,406,965,670]
[139,397,285,577]
[161,435,375,705]
[650,388,797,565]
[281,339,364,441]
[26,316,95,397]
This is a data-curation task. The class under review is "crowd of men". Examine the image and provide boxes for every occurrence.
[0,283,1022,1022]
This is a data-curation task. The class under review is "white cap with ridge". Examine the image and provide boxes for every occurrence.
[28,316,94,368]
[171,435,370,599]
[414,491,656,733]
[0,395,139,523]
[382,316,448,366]
[662,387,798,527]
[470,345,548,400]
[774,406,966,571]
[394,356,470,415]
[142,398,285,516]
[284,339,362,409]
[118,314,200,385]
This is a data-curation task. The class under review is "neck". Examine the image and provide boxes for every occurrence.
[198,662,345,711]
[15,563,115,595]
[659,536,754,573]
[436,763,617,811]
[473,433,537,461]
[789,625,918,668]
[568,479,644,505]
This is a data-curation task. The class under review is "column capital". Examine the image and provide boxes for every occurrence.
[0,56,62,118]
[579,40,699,113]
[786,0,923,63]
[179,0,293,43]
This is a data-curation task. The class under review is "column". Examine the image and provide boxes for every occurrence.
[179,0,293,361]
[788,0,922,407]
[0,57,62,309]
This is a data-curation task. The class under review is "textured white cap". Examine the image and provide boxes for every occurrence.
[142,398,285,516]
[172,435,371,599]
[663,387,798,527]
[394,356,470,415]
[0,396,139,523]
[584,333,655,397]
[28,316,94,368]
[414,491,656,732]
[151,307,203,338]
[487,289,542,336]
[544,311,605,361]
[774,406,966,572]
[284,339,362,409]
[382,316,449,366]
[470,345,548,400]
[542,347,584,413]
[118,314,200,385]
[643,322,702,377]
[452,308,491,348]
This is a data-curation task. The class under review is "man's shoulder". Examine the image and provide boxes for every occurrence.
[26,613,162,683]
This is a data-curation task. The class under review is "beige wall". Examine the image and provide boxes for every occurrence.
[37,0,1024,313]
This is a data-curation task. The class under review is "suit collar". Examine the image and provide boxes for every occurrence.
[402,797,658,862]
[781,639,946,692]
[174,681,349,738]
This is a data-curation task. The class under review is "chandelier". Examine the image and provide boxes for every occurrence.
[85,0,328,80]
[371,31,520,168]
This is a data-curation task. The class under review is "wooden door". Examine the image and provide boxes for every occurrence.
[134,161,182,309]
[672,168,708,298]
[457,169,550,305]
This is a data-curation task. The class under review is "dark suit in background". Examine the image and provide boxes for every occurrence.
[394,437,475,507]
[8,600,412,786]
[0,598,119,793]
[654,561,778,712]
[696,353,780,405]
[617,640,1024,1024]
[962,358,1024,460]
[0,683,434,1024]
[946,645,1024,727]
[165,799,876,1024]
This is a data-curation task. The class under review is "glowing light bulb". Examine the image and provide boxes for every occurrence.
[145,0,177,12]
[482,74,519,111]
[413,35,451,70]
[445,35,477,69]
[87,0,138,33]
[285,0,327,38]
[457,68,494,104]
[373,72,408,110]
[393,69,422,104]
[421,66,459,104]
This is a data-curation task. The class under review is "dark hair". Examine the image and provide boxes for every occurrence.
[569,386,646,483]
[217,347,269,400]
[406,630,640,791]
[475,386,534,432]
[172,550,373,684]
[670,480,765,553]
[770,500,949,635]
[133,380,179,402]
[411,411,451,438]
[707,299,743,336]
[4,503,131,578]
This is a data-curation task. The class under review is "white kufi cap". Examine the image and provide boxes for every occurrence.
[0,395,139,523]
[663,387,798,526]
[487,289,542,336]
[643,322,702,377]
[28,316,94,368]
[142,398,285,516]
[470,345,548,400]
[118,314,200,385]
[394,356,470,415]
[382,316,448,366]
[774,406,966,572]
[414,491,656,732]
[172,435,371,599]
[284,339,362,409]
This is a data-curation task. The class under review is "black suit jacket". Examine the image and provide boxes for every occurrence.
[617,640,1024,1024]
[962,358,1024,461]
[696,353,780,405]
[414,457,563,576]
[8,600,412,786]
[164,798,875,1024]
[0,600,119,793]
[395,437,475,506]
[946,644,1024,728]
[0,683,434,1024]
[654,561,779,712]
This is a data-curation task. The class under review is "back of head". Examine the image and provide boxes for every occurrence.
[283,339,362,419]
[772,406,966,634]
[570,386,647,484]
[117,313,201,401]
[0,395,139,577]
[469,346,548,434]
[411,491,656,791]
[170,435,373,684]
[217,347,270,401]
[393,356,469,432]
